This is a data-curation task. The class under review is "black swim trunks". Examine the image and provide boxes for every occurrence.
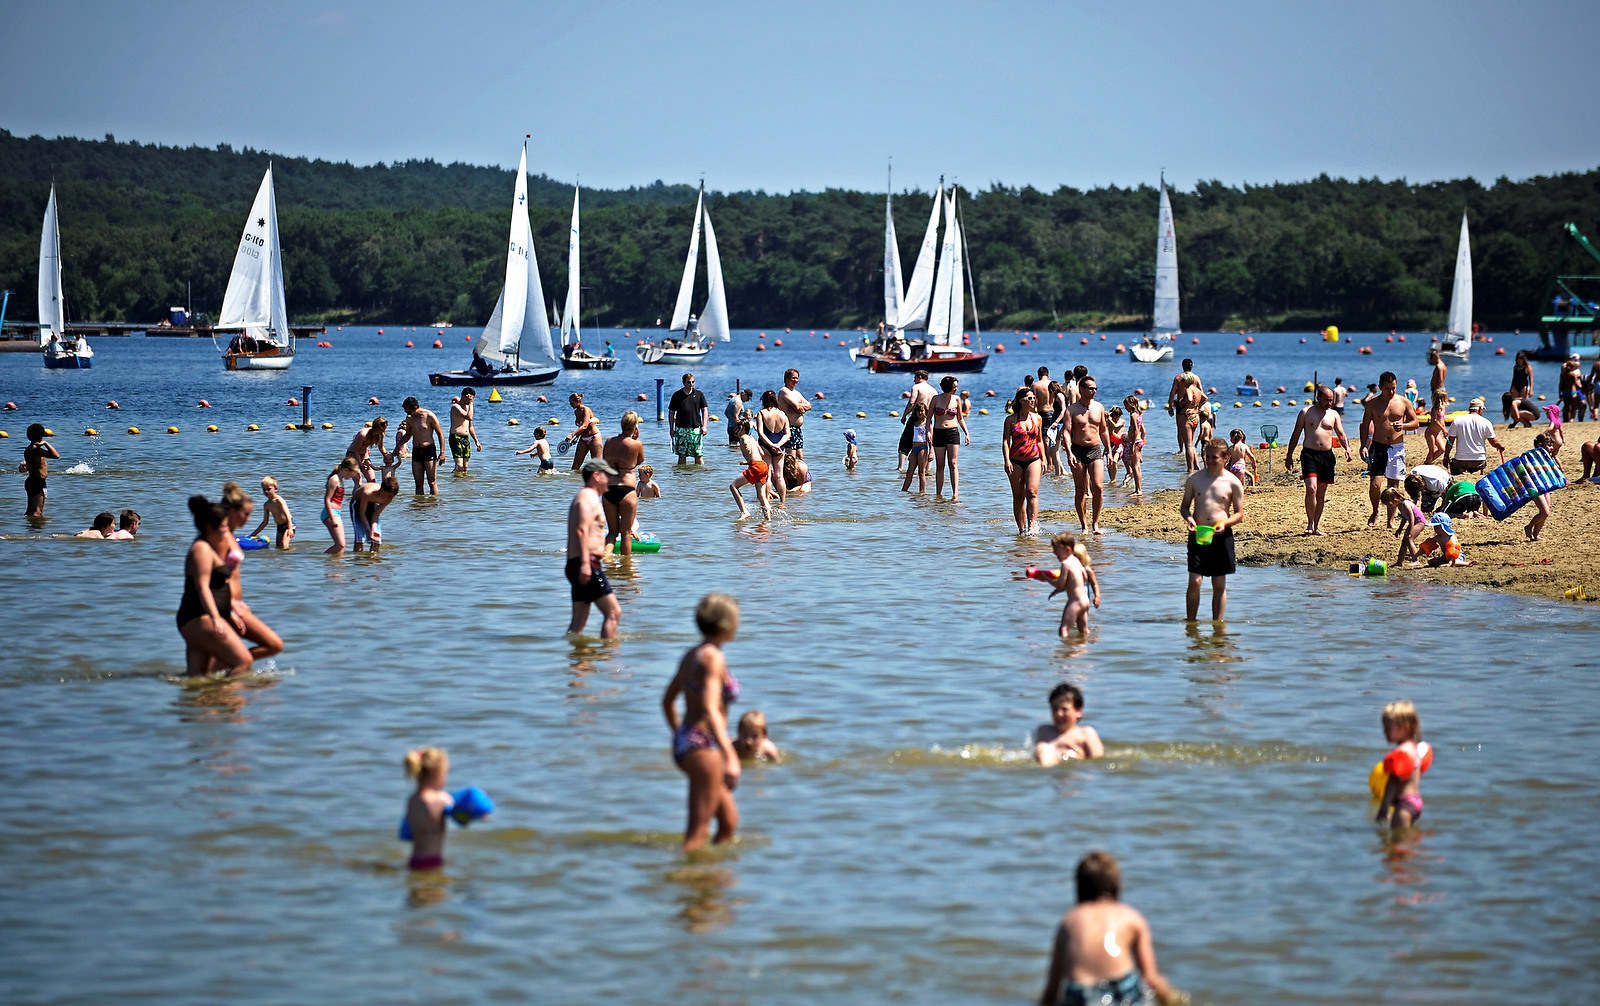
[1187,527,1237,577]
[1070,442,1105,466]
[565,556,613,604]
[932,426,960,448]
[413,443,438,466]
[1301,448,1336,483]
[24,474,46,498]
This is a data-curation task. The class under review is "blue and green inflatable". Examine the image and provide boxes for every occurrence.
[1474,447,1567,521]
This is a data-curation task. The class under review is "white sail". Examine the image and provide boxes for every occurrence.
[1445,212,1472,353]
[883,176,903,331]
[928,189,965,346]
[1153,181,1180,336]
[560,185,580,347]
[38,184,63,342]
[219,166,290,348]
[700,204,730,343]
[898,185,942,332]
[476,143,555,368]
[669,188,705,333]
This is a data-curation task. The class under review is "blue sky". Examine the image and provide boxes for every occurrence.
[2,0,1594,194]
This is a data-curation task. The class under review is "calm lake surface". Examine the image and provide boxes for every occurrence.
[2,328,1596,1003]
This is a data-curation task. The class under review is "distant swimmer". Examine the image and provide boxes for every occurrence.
[1039,851,1181,1006]
[661,593,742,851]
[175,494,254,677]
[250,476,295,548]
[350,474,399,553]
[218,482,284,665]
[565,457,620,638]
[1180,438,1245,621]
[1032,683,1105,766]
[733,710,781,763]
[109,509,140,539]
[395,396,445,494]
[20,423,59,521]
[449,388,483,474]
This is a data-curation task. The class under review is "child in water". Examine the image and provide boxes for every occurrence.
[729,421,772,521]
[1033,683,1105,766]
[1225,428,1258,486]
[20,423,60,521]
[733,710,782,763]
[901,402,929,492]
[514,427,556,473]
[250,476,295,548]
[843,429,858,470]
[403,746,452,871]
[1104,406,1124,483]
[1375,701,1430,830]
[1025,531,1100,639]
[1040,851,1180,1006]
[1120,397,1145,494]
[636,464,662,499]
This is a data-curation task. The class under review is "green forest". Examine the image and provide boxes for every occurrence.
[2,130,1597,332]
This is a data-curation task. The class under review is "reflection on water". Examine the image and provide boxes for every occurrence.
[665,864,742,934]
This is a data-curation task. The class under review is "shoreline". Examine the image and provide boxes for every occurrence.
[1056,420,1599,604]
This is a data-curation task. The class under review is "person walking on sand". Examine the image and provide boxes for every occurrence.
[667,372,709,465]
[1359,371,1420,528]
[777,367,812,461]
[395,396,445,494]
[20,423,59,521]
[601,410,646,556]
[1065,375,1111,536]
[449,388,483,474]
[565,458,620,638]
[1180,438,1245,621]
[1283,384,1353,535]
[1442,397,1506,477]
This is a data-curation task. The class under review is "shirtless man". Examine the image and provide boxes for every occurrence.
[565,458,621,638]
[1283,385,1353,534]
[349,474,399,553]
[756,390,792,507]
[1429,349,1448,399]
[1330,378,1349,415]
[1359,371,1420,527]
[1180,437,1245,621]
[777,367,812,462]
[1166,358,1197,455]
[898,370,934,471]
[394,396,445,494]
[20,423,59,520]
[448,388,483,474]
[600,411,646,556]
[1065,375,1111,536]
[1031,366,1055,441]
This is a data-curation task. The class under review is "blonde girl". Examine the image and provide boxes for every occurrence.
[733,710,782,763]
[1376,701,1429,829]
[402,747,452,870]
[901,401,930,493]
[1047,530,1099,639]
[661,594,742,850]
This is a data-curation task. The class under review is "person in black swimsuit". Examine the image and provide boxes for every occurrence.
[601,410,646,555]
[176,495,254,677]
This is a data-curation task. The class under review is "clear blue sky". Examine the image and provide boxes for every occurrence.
[3,0,1594,194]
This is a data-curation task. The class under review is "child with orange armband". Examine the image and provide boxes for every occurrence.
[1375,701,1432,829]
[1417,512,1471,566]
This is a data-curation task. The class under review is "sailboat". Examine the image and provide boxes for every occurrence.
[1436,212,1472,361]
[1132,176,1178,364]
[559,185,614,370]
[38,184,92,369]
[217,166,294,370]
[637,182,728,365]
[855,177,987,374]
[429,140,560,387]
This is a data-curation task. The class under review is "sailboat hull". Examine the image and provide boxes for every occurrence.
[429,366,559,387]
[224,347,295,371]
[1130,343,1174,364]
[864,350,988,374]
[636,341,712,366]
[561,350,617,370]
[43,352,92,369]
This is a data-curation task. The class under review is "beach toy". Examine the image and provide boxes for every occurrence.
[1193,525,1215,546]
[235,534,270,551]
[1024,566,1056,583]
[1475,447,1566,521]
[557,435,574,455]
[1382,742,1433,783]
[1368,762,1388,799]
[1236,385,1259,396]
[614,534,662,554]
[1365,558,1387,577]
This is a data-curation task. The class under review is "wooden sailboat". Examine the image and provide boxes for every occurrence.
[218,166,295,370]
[637,183,728,365]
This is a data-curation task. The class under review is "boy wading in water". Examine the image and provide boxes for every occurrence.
[1040,851,1180,1006]
[1180,437,1245,621]
[20,423,60,521]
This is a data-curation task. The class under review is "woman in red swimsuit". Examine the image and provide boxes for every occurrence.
[1003,388,1045,534]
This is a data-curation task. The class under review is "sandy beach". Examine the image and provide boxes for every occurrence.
[1073,418,1600,603]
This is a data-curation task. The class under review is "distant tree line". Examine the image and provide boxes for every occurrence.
[0,130,1596,331]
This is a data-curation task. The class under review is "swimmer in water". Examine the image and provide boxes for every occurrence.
[661,594,742,851]
[514,426,556,473]
[20,423,59,521]
[1033,683,1105,766]
[109,509,140,539]
[76,511,116,538]
[218,482,284,664]
[732,710,781,763]
[636,464,661,499]
[402,746,451,871]
[175,494,253,677]
[1375,701,1427,830]
[1040,851,1180,1006]
[250,476,295,548]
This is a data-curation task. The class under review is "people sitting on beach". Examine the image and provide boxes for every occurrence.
[1039,851,1181,1006]
[75,511,117,538]
[732,710,781,763]
[1032,683,1104,766]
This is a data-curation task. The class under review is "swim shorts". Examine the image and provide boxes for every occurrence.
[932,426,960,448]
[1367,442,1404,480]
[539,457,555,471]
[1059,970,1145,1006]
[413,443,438,466]
[565,556,613,604]
[742,459,769,485]
[1070,442,1105,467]
[671,426,703,459]
[787,426,804,453]
[449,433,472,459]
[24,474,45,498]
[1301,448,1336,483]
[1187,526,1236,577]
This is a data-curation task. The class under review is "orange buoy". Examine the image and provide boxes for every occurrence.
[464,334,471,341]
[1207,387,1217,394]
[404,340,414,348]
[433,339,443,348]
[537,395,548,403]
[774,339,783,347]
[287,397,299,407]
[812,391,825,400]
[367,396,380,406]
[2,402,16,411]
[985,390,997,397]
[1114,344,1125,353]
[1245,335,1254,344]
[994,344,1006,353]
[1098,334,1106,341]
[377,329,384,335]
[756,344,766,351]
[1398,335,1406,342]
[1134,388,1144,395]
[1191,337,1201,344]
[106,400,119,410]
[1276,386,1287,393]
[636,393,648,402]
[197,399,211,408]
[1079,337,1089,345]
[1385,335,1393,343]
[1495,347,1506,355]
[1236,346,1247,354]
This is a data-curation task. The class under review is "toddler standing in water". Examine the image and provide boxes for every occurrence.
[1023,531,1099,639]
[733,710,782,763]
[250,476,295,548]
[1033,683,1105,766]
[403,746,453,870]
[843,429,858,470]
[1120,397,1145,493]
[1040,851,1180,1006]
[636,464,662,499]
[1375,701,1431,830]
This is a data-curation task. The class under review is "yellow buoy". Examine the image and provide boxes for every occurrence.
[507,418,520,426]
[285,423,297,430]
[1271,400,1281,407]
[1252,401,1262,408]
[488,388,503,403]
[1304,382,1315,392]
[321,422,334,430]
[363,420,372,428]
[888,410,899,418]
[548,418,559,425]
[1368,762,1388,800]
[1287,399,1297,406]
[0,431,8,438]
[206,425,219,433]
[1536,394,1546,401]
[85,428,98,437]
[247,424,260,432]
[978,408,989,415]
[167,426,180,434]
[1232,402,1242,408]
[709,415,718,423]
[44,428,54,437]
[1448,396,1456,403]
[821,412,833,420]
[856,411,867,418]
[128,427,140,435]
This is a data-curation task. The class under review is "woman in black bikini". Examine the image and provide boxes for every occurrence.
[1003,388,1045,534]
[176,495,254,677]
[600,410,645,556]
[930,376,970,500]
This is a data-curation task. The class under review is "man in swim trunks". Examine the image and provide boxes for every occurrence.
[1359,371,1419,528]
[667,372,708,465]
[1031,366,1055,433]
[1283,384,1352,535]
[1166,358,1196,455]
[1180,437,1245,621]
[898,370,934,472]
[777,367,812,461]
[1065,376,1111,536]
[395,396,445,494]
[566,458,620,638]
[350,474,399,553]
[1330,378,1349,414]
[449,387,482,474]
[20,422,59,521]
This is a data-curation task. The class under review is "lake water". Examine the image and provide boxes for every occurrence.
[2,328,1596,1003]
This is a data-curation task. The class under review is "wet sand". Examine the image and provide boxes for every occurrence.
[1073,419,1600,603]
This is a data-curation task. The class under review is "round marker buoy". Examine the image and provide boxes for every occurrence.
[206,424,219,433]
[856,411,867,418]
[197,399,211,408]
[433,340,443,348]
[321,422,334,429]
[821,412,832,419]
[84,428,98,436]
[106,400,119,410]
[537,395,547,403]
[3,402,16,411]
[167,426,180,434]
[636,393,647,402]
[812,392,825,400]
[247,424,260,432]
[508,418,520,426]
[1245,336,1254,344]
[367,396,380,405]
[287,398,299,407]
[127,426,140,434]
[404,340,413,348]
[978,408,989,416]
